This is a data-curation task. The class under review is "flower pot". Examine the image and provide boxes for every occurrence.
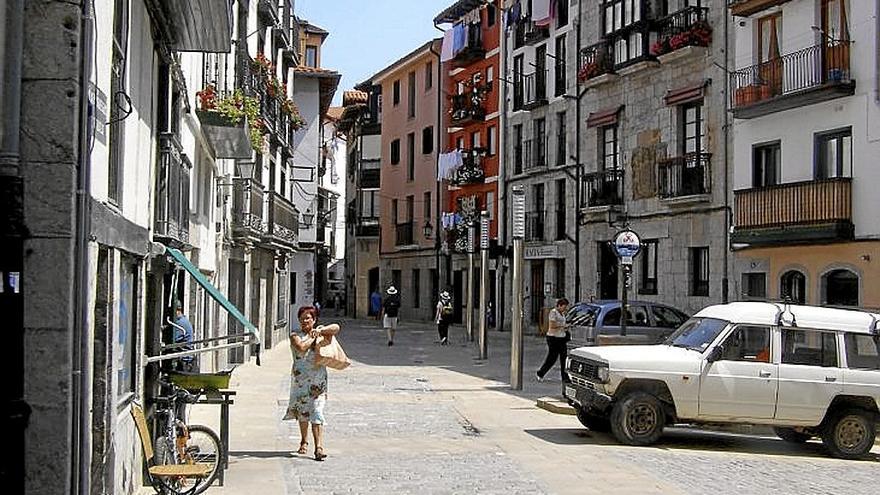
[197,109,253,159]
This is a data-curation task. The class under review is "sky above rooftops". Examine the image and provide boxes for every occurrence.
[297,0,452,106]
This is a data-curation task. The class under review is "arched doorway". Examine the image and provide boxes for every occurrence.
[823,269,859,306]
[780,270,806,304]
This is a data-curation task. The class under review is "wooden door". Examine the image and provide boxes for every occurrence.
[822,0,849,77]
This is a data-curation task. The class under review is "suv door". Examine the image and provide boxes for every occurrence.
[841,333,880,410]
[775,328,843,423]
[699,324,778,420]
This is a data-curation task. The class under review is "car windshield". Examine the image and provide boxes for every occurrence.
[664,317,729,351]
[566,304,599,327]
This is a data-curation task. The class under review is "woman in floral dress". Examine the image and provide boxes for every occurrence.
[283,306,340,461]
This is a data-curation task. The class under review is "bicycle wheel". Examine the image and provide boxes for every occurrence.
[182,424,223,494]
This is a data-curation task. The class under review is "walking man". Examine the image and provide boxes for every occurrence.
[536,298,570,382]
[381,286,401,346]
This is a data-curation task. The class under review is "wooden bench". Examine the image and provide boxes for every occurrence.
[131,402,212,494]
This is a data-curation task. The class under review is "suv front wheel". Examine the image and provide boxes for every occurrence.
[822,409,877,459]
[610,391,665,446]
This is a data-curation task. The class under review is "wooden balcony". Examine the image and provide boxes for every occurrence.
[731,42,855,119]
[231,178,266,240]
[729,0,793,17]
[153,133,191,247]
[732,177,854,246]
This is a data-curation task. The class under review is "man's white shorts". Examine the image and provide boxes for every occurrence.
[383,316,399,329]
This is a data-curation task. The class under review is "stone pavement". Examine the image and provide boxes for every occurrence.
[182,317,879,495]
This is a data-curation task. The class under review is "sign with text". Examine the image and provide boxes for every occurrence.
[613,229,641,265]
[524,245,560,259]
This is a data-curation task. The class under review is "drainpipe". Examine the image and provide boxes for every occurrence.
[497,0,508,331]
[433,22,453,289]
[74,2,96,494]
[429,40,442,306]
[574,0,582,302]
[722,2,730,303]
[0,0,23,174]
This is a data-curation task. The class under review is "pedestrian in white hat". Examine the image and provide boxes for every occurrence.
[434,290,454,345]
[380,285,401,346]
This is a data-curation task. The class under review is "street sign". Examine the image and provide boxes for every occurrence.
[613,229,641,263]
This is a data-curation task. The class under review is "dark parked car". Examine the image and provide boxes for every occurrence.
[565,300,689,345]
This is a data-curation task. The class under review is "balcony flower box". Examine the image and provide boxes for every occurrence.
[196,85,265,157]
[734,84,772,106]
[653,21,712,56]
[577,61,601,83]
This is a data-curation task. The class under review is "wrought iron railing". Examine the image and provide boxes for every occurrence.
[730,42,852,109]
[450,150,486,186]
[525,212,546,242]
[268,192,298,246]
[523,135,547,171]
[652,6,711,56]
[583,169,623,207]
[734,177,852,230]
[450,93,487,124]
[523,70,548,108]
[154,133,191,244]
[453,23,484,63]
[232,178,266,235]
[578,40,615,82]
[395,222,414,246]
[659,152,712,198]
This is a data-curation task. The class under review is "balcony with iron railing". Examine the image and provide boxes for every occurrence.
[583,168,623,208]
[452,23,485,66]
[728,0,792,17]
[525,212,546,242]
[231,177,266,239]
[658,152,712,200]
[523,136,548,172]
[154,133,191,247]
[449,150,486,187]
[512,142,524,174]
[267,192,299,248]
[522,19,550,45]
[523,70,548,110]
[578,40,615,84]
[651,6,711,58]
[450,91,487,126]
[395,222,414,246]
[731,42,855,119]
[732,177,853,245]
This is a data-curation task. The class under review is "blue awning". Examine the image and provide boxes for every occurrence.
[165,246,260,344]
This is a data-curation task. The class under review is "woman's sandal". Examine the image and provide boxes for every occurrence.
[314,446,327,461]
[297,441,308,455]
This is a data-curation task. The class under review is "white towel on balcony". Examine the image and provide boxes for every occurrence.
[440,29,455,62]
[531,0,552,24]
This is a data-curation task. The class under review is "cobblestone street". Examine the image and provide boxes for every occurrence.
[190,318,880,495]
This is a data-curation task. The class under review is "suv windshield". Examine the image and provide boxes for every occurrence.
[665,317,728,351]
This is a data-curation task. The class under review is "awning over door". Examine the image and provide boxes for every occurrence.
[165,246,260,344]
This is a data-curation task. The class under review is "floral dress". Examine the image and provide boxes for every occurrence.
[282,327,328,424]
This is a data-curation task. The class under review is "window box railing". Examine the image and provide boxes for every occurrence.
[450,92,487,125]
[154,133,191,246]
[658,152,712,198]
[525,212,546,242]
[231,177,266,237]
[583,169,623,207]
[523,71,548,110]
[578,40,615,82]
[395,222,414,246]
[267,192,298,247]
[523,136,548,171]
[452,23,485,65]
[731,42,854,118]
[450,150,486,186]
[651,6,711,57]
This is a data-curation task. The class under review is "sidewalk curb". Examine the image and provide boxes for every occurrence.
[536,396,576,415]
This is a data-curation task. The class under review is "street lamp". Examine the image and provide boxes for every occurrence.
[300,208,315,228]
[423,219,434,239]
[237,160,256,180]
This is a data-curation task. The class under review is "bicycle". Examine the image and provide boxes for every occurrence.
[150,378,223,495]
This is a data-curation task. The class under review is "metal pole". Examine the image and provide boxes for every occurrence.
[466,223,475,342]
[479,210,489,359]
[510,186,526,390]
[621,263,629,337]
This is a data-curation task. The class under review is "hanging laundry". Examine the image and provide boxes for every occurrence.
[453,23,466,55]
[506,0,522,28]
[440,29,455,62]
[532,0,552,24]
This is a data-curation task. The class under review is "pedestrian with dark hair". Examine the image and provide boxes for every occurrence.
[536,297,571,382]
[283,306,341,461]
[434,290,454,346]
[369,289,381,320]
[380,286,401,346]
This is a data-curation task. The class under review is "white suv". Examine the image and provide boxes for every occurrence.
[564,302,880,459]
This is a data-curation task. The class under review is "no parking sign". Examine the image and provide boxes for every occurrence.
[613,229,642,265]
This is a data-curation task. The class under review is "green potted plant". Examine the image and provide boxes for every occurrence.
[196,85,266,157]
